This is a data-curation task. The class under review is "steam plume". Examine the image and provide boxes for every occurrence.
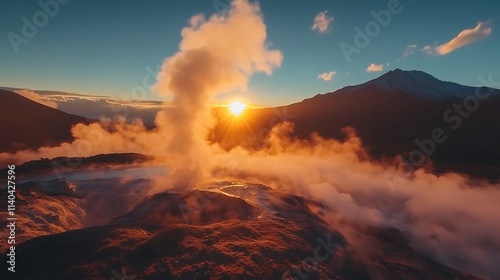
[152,0,282,187]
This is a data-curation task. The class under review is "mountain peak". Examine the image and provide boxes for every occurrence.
[372,69,472,99]
[380,69,439,82]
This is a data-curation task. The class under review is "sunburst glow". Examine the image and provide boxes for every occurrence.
[229,102,247,116]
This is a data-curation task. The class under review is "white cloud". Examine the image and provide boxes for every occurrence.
[317,71,336,81]
[312,10,334,33]
[421,45,434,54]
[366,63,384,72]
[15,89,57,109]
[400,44,417,59]
[423,22,492,55]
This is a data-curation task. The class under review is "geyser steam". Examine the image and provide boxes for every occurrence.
[1,1,500,279]
[152,0,282,187]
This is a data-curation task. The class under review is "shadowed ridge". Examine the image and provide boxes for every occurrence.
[0,89,91,152]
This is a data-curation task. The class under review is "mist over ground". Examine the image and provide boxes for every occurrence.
[1,0,499,278]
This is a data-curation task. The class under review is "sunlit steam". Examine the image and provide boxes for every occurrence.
[0,1,499,278]
[152,0,282,188]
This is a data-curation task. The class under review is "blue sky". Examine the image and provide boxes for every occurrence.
[1,0,499,106]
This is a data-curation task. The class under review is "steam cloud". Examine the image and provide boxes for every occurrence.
[208,123,500,279]
[1,1,499,279]
[152,0,282,187]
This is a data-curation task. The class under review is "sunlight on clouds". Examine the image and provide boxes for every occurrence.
[366,63,384,72]
[317,71,336,81]
[423,21,492,55]
[14,89,58,109]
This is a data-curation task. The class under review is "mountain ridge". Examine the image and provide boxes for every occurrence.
[0,89,91,153]
[299,69,498,105]
[214,69,500,180]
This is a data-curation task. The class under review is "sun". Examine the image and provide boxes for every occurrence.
[229,101,247,116]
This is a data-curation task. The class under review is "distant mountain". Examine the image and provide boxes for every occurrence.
[1,87,162,129]
[368,69,481,99]
[214,69,500,179]
[0,89,91,153]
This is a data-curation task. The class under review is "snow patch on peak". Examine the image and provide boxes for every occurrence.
[375,69,475,99]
